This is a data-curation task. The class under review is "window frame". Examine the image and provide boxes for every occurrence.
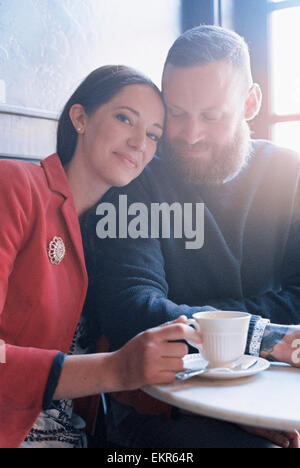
[181,0,300,143]
[231,0,300,141]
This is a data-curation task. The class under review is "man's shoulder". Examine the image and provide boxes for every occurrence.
[247,140,300,197]
[252,139,300,169]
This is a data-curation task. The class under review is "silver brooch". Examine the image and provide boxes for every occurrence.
[48,236,66,265]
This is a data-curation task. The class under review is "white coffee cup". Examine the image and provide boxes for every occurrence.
[187,311,251,368]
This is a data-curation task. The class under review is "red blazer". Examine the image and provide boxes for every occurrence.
[0,154,88,448]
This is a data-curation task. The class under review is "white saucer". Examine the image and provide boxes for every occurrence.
[183,354,270,380]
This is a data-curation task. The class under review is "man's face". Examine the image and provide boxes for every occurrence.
[162,60,252,185]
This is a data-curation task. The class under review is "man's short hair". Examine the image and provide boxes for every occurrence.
[163,25,252,84]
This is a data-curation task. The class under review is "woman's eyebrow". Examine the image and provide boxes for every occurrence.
[116,105,140,117]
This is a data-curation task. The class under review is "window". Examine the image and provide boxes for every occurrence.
[269,0,300,153]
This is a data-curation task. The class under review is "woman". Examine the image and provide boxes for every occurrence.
[0,65,199,448]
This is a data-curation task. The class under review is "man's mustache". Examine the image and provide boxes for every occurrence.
[171,140,211,153]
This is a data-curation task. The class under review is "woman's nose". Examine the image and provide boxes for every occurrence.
[127,129,146,152]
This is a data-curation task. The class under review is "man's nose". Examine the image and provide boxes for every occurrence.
[180,117,206,146]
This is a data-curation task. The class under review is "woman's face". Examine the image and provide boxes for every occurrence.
[73,83,164,189]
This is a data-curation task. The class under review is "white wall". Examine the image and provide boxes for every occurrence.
[0,0,180,159]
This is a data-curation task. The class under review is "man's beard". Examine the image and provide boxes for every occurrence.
[161,121,252,186]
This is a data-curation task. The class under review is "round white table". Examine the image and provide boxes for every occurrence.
[144,362,300,431]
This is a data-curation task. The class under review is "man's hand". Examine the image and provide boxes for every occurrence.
[112,316,201,390]
[260,324,300,366]
[240,425,300,448]
[246,324,300,448]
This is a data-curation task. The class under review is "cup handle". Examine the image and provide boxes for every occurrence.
[186,318,200,333]
[186,318,203,352]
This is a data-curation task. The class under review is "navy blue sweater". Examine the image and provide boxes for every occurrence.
[82,140,300,353]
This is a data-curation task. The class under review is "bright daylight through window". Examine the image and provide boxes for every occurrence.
[270,1,300,153]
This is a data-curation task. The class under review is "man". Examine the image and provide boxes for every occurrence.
[82,26,300,448]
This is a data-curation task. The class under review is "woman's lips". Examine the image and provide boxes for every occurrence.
[114,152,138,169]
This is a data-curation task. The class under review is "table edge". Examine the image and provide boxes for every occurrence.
[143,382,300,432]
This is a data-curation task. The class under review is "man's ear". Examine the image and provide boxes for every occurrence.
[244,83,262,121]
[69,104,87,134]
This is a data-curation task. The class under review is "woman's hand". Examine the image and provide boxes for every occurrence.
[111,316,201,390]
[53,316,200,400]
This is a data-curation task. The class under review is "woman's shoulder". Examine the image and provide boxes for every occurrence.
[0,158,45,191]
[0,159,48,215]
[0,158,39,176]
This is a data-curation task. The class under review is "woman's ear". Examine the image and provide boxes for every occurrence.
[244,83,262,121]
[69,104,87,134]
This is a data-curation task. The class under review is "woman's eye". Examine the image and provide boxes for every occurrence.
[116,113,131,125]
[147,132,161,143]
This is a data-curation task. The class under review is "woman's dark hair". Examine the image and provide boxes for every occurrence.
[57,65,162,165]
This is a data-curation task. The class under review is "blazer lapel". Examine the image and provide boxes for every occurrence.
[41,154,88,283]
